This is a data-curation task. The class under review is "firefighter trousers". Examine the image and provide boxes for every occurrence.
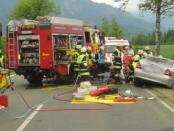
[111,65,122,84]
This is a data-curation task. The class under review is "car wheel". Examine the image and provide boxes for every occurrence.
[134,77,142,87]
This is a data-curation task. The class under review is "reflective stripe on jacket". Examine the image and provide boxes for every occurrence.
[132,62,138,69]
[114,49,121,57]
[77,54,86,64]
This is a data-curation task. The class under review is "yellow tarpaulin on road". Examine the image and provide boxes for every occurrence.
[71,95,135,104]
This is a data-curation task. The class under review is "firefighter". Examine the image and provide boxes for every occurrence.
[125,50,142,83]
[110,46,122,84]
[136,50,144,59]
[0,50,4,68]
[126,55,140,84]
[87,46,95,65]
[143,46,153,57]
[86,47,96,78]
[74,45,82,59]
[74,47,90,82]
[95,46,105,75]
[123,46,133,83]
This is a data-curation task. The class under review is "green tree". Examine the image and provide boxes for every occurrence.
[163,29,174,44]
[147,31,155,45]
[0,36,6,54]
[108,17,124,38]
[10,0,61,20]
[131,32,147,45]
[114,0,174,55]
[100,17,110,36]
[100,17,124,38]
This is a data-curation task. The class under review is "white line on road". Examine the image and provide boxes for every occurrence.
[146,89,174,113]
[16,104,44,131]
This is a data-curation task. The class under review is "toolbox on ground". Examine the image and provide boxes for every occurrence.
[0,95,8,107]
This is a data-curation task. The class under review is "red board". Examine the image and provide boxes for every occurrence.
[0,95,8,107]
[55,64,69,76]
[90,86,110,96]
[40,29,54,69]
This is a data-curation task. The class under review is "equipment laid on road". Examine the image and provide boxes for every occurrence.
[73,81,97,99]
[72,81,136,104]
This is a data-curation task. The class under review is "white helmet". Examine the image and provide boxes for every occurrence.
[81,47,87,53]
[137,50,144,55]
[133,55,140,61]
[75,45,82,49]
[144,46,150,51]
[100,46,104,50]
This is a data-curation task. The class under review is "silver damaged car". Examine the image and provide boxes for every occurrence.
[134,56,174,88]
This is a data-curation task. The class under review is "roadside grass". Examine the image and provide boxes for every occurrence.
[133,44,174,60]
[150,87,174,109]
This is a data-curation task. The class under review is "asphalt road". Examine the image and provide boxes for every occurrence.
[1,75,174,131]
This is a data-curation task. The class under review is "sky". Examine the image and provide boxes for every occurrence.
[90,0,174,29]
[91,0,140,15]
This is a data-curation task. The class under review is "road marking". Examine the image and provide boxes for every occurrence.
[146,89,174,113]
[16,104,44,131]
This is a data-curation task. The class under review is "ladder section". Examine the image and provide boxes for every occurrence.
[8,32,16,68]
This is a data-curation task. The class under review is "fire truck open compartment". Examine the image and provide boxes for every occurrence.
[18,35,40,65]
[53,34,84,64]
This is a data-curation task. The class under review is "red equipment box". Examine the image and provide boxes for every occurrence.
[0,95,8,107]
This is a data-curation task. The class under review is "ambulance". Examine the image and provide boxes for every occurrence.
[104,37,130,64]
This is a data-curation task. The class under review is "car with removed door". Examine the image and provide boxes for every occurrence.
[134,56,174,88]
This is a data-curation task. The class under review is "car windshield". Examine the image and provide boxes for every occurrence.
[104,45,116,53]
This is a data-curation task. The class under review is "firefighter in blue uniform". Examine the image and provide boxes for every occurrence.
[95,47,105,73]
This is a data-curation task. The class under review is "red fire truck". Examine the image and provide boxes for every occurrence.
[6,17,103,85]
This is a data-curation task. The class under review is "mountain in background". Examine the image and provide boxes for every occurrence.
[0,0,166,38]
